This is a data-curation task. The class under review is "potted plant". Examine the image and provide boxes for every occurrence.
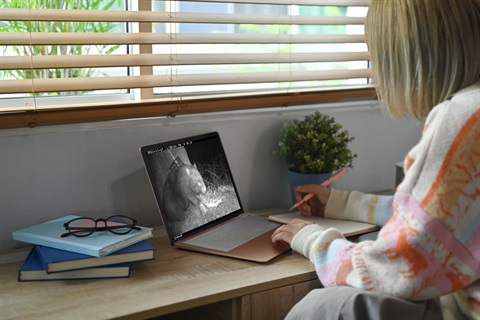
[274,111,357,199]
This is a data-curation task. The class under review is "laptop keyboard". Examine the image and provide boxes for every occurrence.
[183,214,280,252]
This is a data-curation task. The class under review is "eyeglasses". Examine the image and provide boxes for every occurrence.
[61,215,141,238]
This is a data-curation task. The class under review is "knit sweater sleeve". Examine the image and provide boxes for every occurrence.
[324,189,393,227]
[291,85,480,311]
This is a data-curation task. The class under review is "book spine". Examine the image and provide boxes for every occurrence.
[33,246,49,271]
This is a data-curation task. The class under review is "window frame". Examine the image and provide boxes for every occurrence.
[0,86,376,128]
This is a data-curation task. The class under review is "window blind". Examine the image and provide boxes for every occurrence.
[0,0,374,128]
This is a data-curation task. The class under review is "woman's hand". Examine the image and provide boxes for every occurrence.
[294,184,332,217]
[271,218,312,245]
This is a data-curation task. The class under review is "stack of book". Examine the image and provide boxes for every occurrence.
[12,215,154,281]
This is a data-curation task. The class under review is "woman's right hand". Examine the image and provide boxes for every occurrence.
[294,184,331,217]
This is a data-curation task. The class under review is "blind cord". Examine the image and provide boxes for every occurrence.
[167,1,183,117]
[283,0,293,108]
[26,5,38,127]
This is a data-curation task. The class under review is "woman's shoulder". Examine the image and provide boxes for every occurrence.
[425,84,480,133]
[451,83,480,103]
[402,84,479,197]
[434,83,479,110]
[448,83,480,115]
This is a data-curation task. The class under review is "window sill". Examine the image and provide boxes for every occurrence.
[0,86,376,129]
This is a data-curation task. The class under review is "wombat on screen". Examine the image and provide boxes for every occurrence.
[162,163,207,222]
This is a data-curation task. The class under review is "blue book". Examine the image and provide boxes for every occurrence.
[35,240,154,273]
[12,215,153,257]
[18,248,131,281]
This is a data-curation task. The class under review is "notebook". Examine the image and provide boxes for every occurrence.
[140,132,289,262]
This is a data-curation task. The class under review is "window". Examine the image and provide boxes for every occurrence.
[0,0,374,128]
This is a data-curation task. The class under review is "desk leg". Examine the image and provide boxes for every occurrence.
[232,296,251,320]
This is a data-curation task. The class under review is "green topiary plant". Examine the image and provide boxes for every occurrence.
[274,111,357,174]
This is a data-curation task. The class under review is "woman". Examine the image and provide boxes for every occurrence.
[272,1,480,319]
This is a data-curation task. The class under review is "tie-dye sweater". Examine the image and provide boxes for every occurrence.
[291,84,480,319]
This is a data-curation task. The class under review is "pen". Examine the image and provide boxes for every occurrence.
[288,168,348,211]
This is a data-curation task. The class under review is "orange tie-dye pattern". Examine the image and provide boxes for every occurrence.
[404,155,414,172]
[421,110,480,221]
[382,215,428,279]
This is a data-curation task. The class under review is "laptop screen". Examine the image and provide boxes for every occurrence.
[140,132,243,243]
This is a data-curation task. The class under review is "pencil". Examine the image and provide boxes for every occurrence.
[288,168,348,210]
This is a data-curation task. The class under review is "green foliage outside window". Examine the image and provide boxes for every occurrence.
[0,0,123,96]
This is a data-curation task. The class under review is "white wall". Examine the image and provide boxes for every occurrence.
[0,100,422,253]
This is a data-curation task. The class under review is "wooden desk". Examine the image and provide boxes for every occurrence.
[0,221,321,319]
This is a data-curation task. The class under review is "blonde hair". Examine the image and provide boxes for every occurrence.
[366,0,480,120]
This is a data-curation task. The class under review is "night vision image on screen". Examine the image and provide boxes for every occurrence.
[143,133,241,240]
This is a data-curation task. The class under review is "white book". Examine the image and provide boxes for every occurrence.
[268,213,379,237]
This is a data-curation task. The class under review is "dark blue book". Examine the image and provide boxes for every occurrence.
[18,248,131,281]
[35,240,154,273]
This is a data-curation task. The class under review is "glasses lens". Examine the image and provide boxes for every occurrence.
[106,216,135,234]
[67,218,96,237]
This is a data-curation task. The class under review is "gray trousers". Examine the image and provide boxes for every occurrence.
[286,286,443,320]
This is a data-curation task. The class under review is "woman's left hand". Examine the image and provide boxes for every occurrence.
[271,219,312,245]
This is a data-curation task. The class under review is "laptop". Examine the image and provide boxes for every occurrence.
[140,131,289,262]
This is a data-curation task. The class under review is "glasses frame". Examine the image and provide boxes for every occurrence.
[61,215,141,238]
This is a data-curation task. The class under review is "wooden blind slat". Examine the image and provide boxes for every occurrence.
[1,33,366,46]
[2,8,365,25]
[1,69,371,94]
[1,52,369,70]
[185,0,370,6]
